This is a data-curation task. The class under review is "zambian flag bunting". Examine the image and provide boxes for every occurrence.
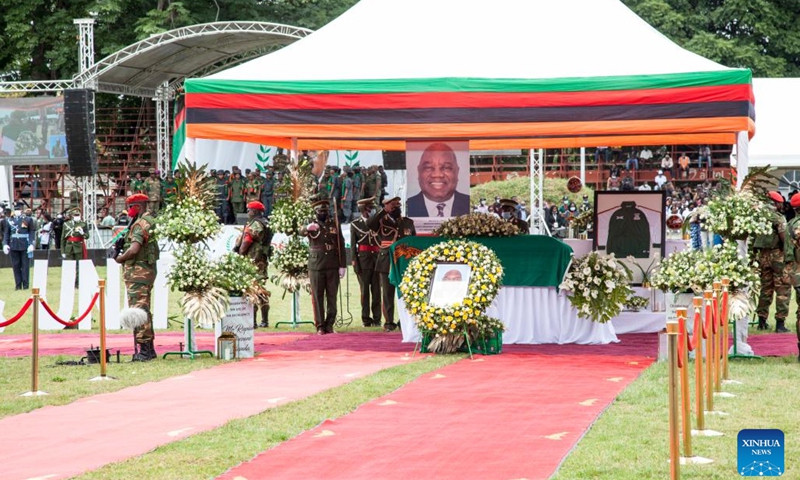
[172,93,186,171]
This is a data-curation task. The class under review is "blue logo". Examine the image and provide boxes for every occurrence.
[738,429,784,476]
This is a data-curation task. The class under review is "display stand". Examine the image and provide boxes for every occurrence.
[275,291,314,329]
[728,318,762,360]
[162,318,214,359]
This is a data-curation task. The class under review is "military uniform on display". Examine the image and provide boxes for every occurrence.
[368,196,416,331]
[754,191,791,332]
[116,193,159,361]
[351,198,381,327]
[236,201,273,328]
[2,203,36,290]
[301,200,346,335]
[145,169,162,215]
[499,198,529,233]
[60,208,89,287]
[229,173,246,215]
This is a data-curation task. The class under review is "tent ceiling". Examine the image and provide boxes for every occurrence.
[748,78,800,168]
[75,22,312,98]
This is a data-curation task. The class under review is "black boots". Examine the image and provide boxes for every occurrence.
[131,341,157,362]
[775,321,790,333]
[757,317,769,330]
[254,306,270,328]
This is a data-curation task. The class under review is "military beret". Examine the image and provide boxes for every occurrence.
[357,197,375,207]
[311,200,330,210]
[246,201,265,211]
[768,191,784,203]
[382,196,400,206]
[126,193,149,204]
[791,193,800,208]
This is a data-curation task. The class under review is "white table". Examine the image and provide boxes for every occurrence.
[563,239,690,258]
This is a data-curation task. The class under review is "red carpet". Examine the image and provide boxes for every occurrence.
[748,332,799,357]
[218,352,652,480]
[0,344,418,480]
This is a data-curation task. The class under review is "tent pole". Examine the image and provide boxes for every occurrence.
[580,147,586,186]
[735,131,749,191]
[291,138,298,163]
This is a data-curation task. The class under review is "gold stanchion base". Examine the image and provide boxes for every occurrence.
[20,391,48,397]
[692,429,724,437]
[680,456,714,465]
[89,376,117,382]
[714,391,736,398]
[722,379,743,385]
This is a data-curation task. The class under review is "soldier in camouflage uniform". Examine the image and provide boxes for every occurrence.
[368,196,416,331]
[235,200,273,328]
[115,193,159,361]
[60,207,88,287]
[162,172,178,205]
[145,168,162,215]
[754,191,791,332]
[261,170,275,217]
[301,200,346,335]
[229,170,246,215]
[131,171,146,195]
[786,193,800,359]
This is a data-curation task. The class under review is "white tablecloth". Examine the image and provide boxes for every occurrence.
[563,239,690,258]
[398,287,619,345]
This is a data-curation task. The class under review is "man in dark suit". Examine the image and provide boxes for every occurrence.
[2,202,36,290]
[406,142,470,217]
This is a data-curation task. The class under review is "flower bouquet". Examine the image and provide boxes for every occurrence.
[624,295,650,312]
[214,253,271,308]
[560,252,633,323]
[650,242,759,294]
[270,201,314,237]
[702,190,772,240]
[155,196,220,244]
[167,245,229,328]
[270,235,311,293]
[433,213,522,237]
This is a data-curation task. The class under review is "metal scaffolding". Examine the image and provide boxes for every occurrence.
[529,148,548,235]
[155,81,171,174]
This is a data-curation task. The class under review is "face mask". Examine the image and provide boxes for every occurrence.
[127,205,141,218]
[563,200,569,204]
[502,212,512,220]
[73,216,81,221]
[480,201,486,205]
[390,208,402,219]
[316,212,328,222]
[570,208,576,212]
[14,210,21,217]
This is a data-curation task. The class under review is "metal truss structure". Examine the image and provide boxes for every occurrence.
[529,148,548,235]
[155,82,171,174]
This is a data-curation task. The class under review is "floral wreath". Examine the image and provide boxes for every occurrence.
[399,240,504,339]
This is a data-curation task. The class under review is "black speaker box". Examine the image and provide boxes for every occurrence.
[382,150,406,170]
[64,89,98,176]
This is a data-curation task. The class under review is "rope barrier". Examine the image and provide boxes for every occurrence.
[0,298,34,328]
[39,292,99,327]
[677,317,685,370]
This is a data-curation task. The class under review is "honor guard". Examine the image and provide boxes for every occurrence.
[235,200,273,328]
[499,198,529,233]
[2,202,35,290]
[754,191,791,332]
[162,172,178,205]
[350,197,381,327]
[261,169,275,217]
[145,168,162,215]
[229,170,246,215]
[301,200,346,335]
[116,193,160,361]
[61,207,89,287]
[787,193,800,359]
[368,196,416,331]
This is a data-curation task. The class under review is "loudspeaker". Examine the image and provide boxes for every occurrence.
[64,89,97,176]
[382,150,406,170]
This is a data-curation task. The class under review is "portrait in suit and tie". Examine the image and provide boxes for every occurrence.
[406,141,471,218]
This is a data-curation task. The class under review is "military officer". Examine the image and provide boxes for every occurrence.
[351,197,381,327]
[131,171,146,195]
[162,172,178,205]
[145,168,162,215]
[499,198,529,233]
[229,170,246,215]
[116,193,159,361]
[2,202,35,290]
[61,207,89,287]
[214,170,229,223]
[301,200,346,335]
[261,169,275,217]
[368,196,416,331]
[235,200,273,328]
[754,191,791,332]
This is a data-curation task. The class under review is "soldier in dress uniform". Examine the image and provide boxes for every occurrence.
[261,169,275,218]
[499,198,529,233]
[368,196,416,331]
[301,200,346,335]
[754,191,791,332]
[229,170,246,216]
[350,197,381,327]
[145,168,162,215]
[2,202,36,290]
[60,207,89,287]
[116,193,159,361]
[235,200,273,328]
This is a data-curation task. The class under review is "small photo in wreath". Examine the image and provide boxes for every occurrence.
[428,263,472,307]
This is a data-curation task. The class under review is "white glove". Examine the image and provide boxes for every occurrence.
[75,227,84,235]
[306,223,319,232]
[27,245,34,254]
[2,245,9,255]
[339,267,346,278]
[62,254,67,259]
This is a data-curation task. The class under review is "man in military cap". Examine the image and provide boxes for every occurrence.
[499,198,529,233]
[301,199,346,334]
[368,196,416,331]
[754,191,791,332]
[116,193,159,361]
[2,202,36,290]
[145,168,162,215]
[235,200,273,328]
[261,169,275,217]
[229,170,246,216]
[162,172,178,205]
[131,171,146,195]
[245,170,263,204]
[61,207,89,287]
[351,197,381,327]
[214,170,229,223]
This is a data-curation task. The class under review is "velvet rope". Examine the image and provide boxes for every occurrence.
[677,317,685,369]
[711,296,719,334]
[0,298,34,328]
[703,302,712,339]
[690,308,701,351]
[39,292,99,327]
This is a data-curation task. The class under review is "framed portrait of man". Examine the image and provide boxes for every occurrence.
[405,141,471,228]
[428,262,472,307]
[593,191,666,285]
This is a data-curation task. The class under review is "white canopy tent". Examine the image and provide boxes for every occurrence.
[748,78,800,168]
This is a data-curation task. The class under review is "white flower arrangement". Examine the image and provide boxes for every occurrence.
[560,252,633,323]
[270,202,314,236]
[167,245,216,293]
[702,190,772,240]
[399,240,505,351]
[213,253,260,297]
[154,196,221,244]
[270,236,311,293]
[650,242,759,294]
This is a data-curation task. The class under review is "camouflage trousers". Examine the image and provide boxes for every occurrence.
[126,281,154,344]
[148,201,160,216]
[756,249,790,321]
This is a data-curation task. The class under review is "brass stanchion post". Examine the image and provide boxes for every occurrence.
[21,288,47,396]
[712,282,722,393]
[679,308,714,464]
[91,280,115,382]
[704,290,714,412]
[667,321,680,480]
[692,297,705,432]
[721,278,731,381]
